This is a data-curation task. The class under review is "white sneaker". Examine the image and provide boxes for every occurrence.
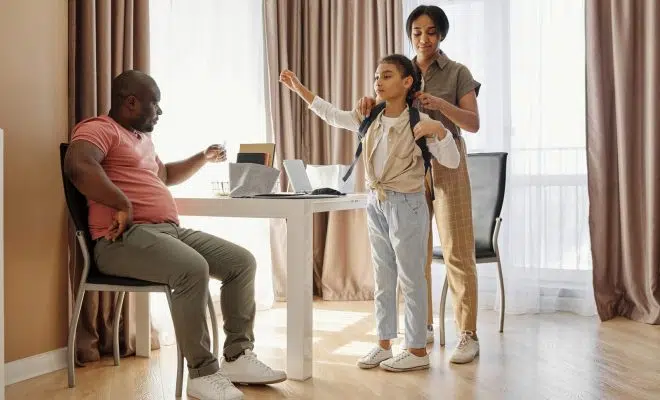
[356,346,393,369]
[220,350,287,385]
[380,350,430,372]
[449,332,480,364]
[426,325,434,344]
[187,370,244,400]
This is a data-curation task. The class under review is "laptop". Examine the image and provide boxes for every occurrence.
[253,159,345,199]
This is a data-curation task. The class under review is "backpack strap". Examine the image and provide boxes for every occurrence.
[342,105,437,202]
[342,102,386,182]
[408,107,435,201]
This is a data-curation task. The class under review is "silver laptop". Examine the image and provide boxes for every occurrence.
[254,159,344,198]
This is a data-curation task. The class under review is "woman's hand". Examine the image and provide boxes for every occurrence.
[415,92,446,111]
[355,96,377,116]
[279,70,304,93]
[413,120,448,141]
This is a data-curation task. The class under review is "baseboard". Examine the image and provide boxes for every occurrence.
[4,347,67,386]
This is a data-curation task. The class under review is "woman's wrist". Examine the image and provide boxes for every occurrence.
[435,97,451,112]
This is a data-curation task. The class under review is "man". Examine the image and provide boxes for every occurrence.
[64,70,285,400]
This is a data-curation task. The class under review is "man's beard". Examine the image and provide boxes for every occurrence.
[136,116,155,133]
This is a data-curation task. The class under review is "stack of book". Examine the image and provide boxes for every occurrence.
[236,143,276,167]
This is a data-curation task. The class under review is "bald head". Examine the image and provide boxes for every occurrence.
[110,70,162,133]
[111,70,158,108]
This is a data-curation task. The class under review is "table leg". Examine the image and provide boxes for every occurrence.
[286,210,313,380]
[135,292,151,357]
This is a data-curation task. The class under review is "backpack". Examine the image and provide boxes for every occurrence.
[341,102,435,200]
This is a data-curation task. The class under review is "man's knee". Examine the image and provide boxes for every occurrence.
[171,253,210,289]
[200,237,258,283]
[237,247,257,278]
[224,245,256,282]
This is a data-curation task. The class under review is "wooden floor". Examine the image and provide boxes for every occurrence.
[6,300,660,400]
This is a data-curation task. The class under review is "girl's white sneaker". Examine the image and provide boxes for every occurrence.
[379,350,430,372]
[356,346,393,369]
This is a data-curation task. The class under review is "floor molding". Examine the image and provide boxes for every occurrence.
[5,347,66,386]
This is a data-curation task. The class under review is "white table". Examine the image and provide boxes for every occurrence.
[0,129,5,396]
[134,193,367,381]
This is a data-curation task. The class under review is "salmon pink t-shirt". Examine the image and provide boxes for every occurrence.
[70,115,179,240]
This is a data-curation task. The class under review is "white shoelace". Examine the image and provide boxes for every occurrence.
[363,346,388,360]
[456,332,474,349]
[202,372,234,391]
[241,350,275,375]
[390,351,413,363]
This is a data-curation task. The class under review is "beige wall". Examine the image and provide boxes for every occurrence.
[0,1,69,361]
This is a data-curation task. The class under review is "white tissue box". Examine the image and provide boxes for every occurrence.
[305,164,356,193]
[228,162,280,197]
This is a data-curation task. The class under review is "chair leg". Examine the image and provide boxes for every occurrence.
[166,290,184,398]
[496,255,505,333]
[438,275,449,347]
[68,287,86,388]
[207,291,219,358]
[492,217,505,333]
[112,292,126,366]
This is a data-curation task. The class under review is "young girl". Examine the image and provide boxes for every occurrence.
[279,54,460,372]
[357,6,483,364]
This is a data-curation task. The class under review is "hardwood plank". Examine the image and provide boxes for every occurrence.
[6,301,660,400]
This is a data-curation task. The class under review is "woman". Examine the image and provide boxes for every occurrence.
[359,5,481,364]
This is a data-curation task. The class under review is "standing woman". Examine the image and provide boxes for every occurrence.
[359,4,481,364]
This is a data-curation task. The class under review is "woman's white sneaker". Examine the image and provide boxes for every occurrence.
[449,332,480,364]
[187,370,244,400]
[380,350,430,372]
[356,346,393,369]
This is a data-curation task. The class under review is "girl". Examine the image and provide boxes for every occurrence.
[357,5,482,364]
[279,54,460,372]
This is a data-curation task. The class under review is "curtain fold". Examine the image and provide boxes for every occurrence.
[586,0,660,323]
[67,0,155,364]
[263,0,403,300]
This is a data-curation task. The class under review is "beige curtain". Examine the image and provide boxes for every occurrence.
[67,0,155,363]
[586,0,660,323]
[263,0,403,300]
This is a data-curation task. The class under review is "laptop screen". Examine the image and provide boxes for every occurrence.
[283,159,313,193]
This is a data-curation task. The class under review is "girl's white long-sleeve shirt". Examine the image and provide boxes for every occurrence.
[308,96,460,179]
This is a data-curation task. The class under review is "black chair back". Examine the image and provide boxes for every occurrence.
[59,143,94,250]
[466,152,508,254]
[59,144,162,287]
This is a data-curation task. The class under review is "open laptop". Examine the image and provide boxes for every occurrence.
[253,159,345,199]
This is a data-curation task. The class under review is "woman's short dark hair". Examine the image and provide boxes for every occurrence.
[406,5,450,42]
[379,54,421,106]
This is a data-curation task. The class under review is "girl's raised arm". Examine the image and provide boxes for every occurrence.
[280,69,361,133]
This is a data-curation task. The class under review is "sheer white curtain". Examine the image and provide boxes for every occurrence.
[148,0,273,345]
[402,0,596,316]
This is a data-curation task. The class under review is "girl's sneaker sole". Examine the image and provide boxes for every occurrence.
[379,363,430,372]
[357,360,386,369]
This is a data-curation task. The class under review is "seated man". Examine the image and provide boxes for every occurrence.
[64,70,285,400]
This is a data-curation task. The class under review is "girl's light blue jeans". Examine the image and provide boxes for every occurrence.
[366,190,429,349]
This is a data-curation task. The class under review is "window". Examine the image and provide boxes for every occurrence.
[402,0,594,314]
[148,0,273,342]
